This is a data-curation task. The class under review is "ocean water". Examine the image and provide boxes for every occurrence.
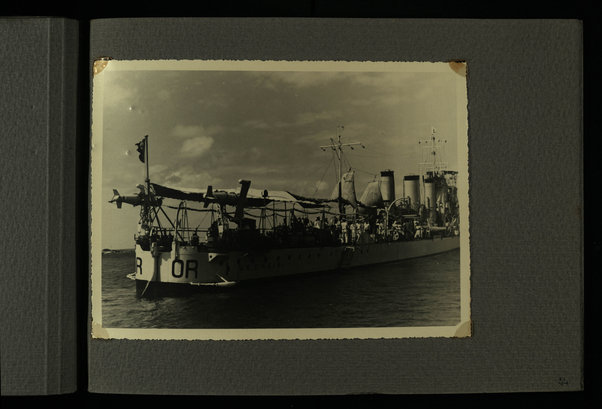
[101,249,461,329]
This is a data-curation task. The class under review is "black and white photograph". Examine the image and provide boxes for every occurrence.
[90,60,470,340]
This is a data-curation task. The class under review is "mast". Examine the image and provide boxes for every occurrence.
[144,134,150,201]
[134,134,152,230]
[320,125,364,215]
[144,135,153,231]
[419,127,448,177]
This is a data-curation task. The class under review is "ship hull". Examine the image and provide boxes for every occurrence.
[134,236,460,297]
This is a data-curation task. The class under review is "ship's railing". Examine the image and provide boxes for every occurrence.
[143,198,459,250]
[148,227,209,235]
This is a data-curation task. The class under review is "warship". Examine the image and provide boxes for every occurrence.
[109,130,461,297]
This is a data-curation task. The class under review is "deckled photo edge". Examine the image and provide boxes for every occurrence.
[90,59,470,340]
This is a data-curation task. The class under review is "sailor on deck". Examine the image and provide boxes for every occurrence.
[414,221,423,239]
[333,218,341,242]
[191,231,200,246]
[314,217,321,229]
[350,221,356,243]
[341,219,348,243]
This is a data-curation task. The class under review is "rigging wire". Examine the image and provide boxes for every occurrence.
[342,151,353,173]
[349,151,395,159]
[159,202,352,223]
[196,207,210,229]
[164,204,214,212]
[311,151,335,197]
[352,166,379,179]
[355,148,401,157]
[352,166,374,174]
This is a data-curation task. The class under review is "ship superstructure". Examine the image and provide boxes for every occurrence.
[110,130,460,298]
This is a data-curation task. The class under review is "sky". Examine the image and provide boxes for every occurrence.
[98,63,464,249]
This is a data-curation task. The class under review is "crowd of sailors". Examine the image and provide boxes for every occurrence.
[138,206,458,250]
[275,213,443,244]
[257,210,457,246]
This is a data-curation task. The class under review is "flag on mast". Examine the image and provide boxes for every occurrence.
[135,136,147,163]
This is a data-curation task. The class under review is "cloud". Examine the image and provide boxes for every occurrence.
[103,74,136,107]
[159,166,220,190]
[242,109,343,132]
[171,124,223,138]
[167,124,220,158]
[180,136,214,157]
[242,119,278,130]
[149,164,168,176]
[171,125,205,138]
[263,71,343,89]
[294,109,343,126]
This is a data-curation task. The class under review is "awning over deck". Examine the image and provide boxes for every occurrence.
[151,183,327,208]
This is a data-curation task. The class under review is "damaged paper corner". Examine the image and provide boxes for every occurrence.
[92,321,110,339]
[93,58,112,76]
[453,320,472,338]
[449,61,467,77]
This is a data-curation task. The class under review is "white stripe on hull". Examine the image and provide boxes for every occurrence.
[135,236,460,286]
